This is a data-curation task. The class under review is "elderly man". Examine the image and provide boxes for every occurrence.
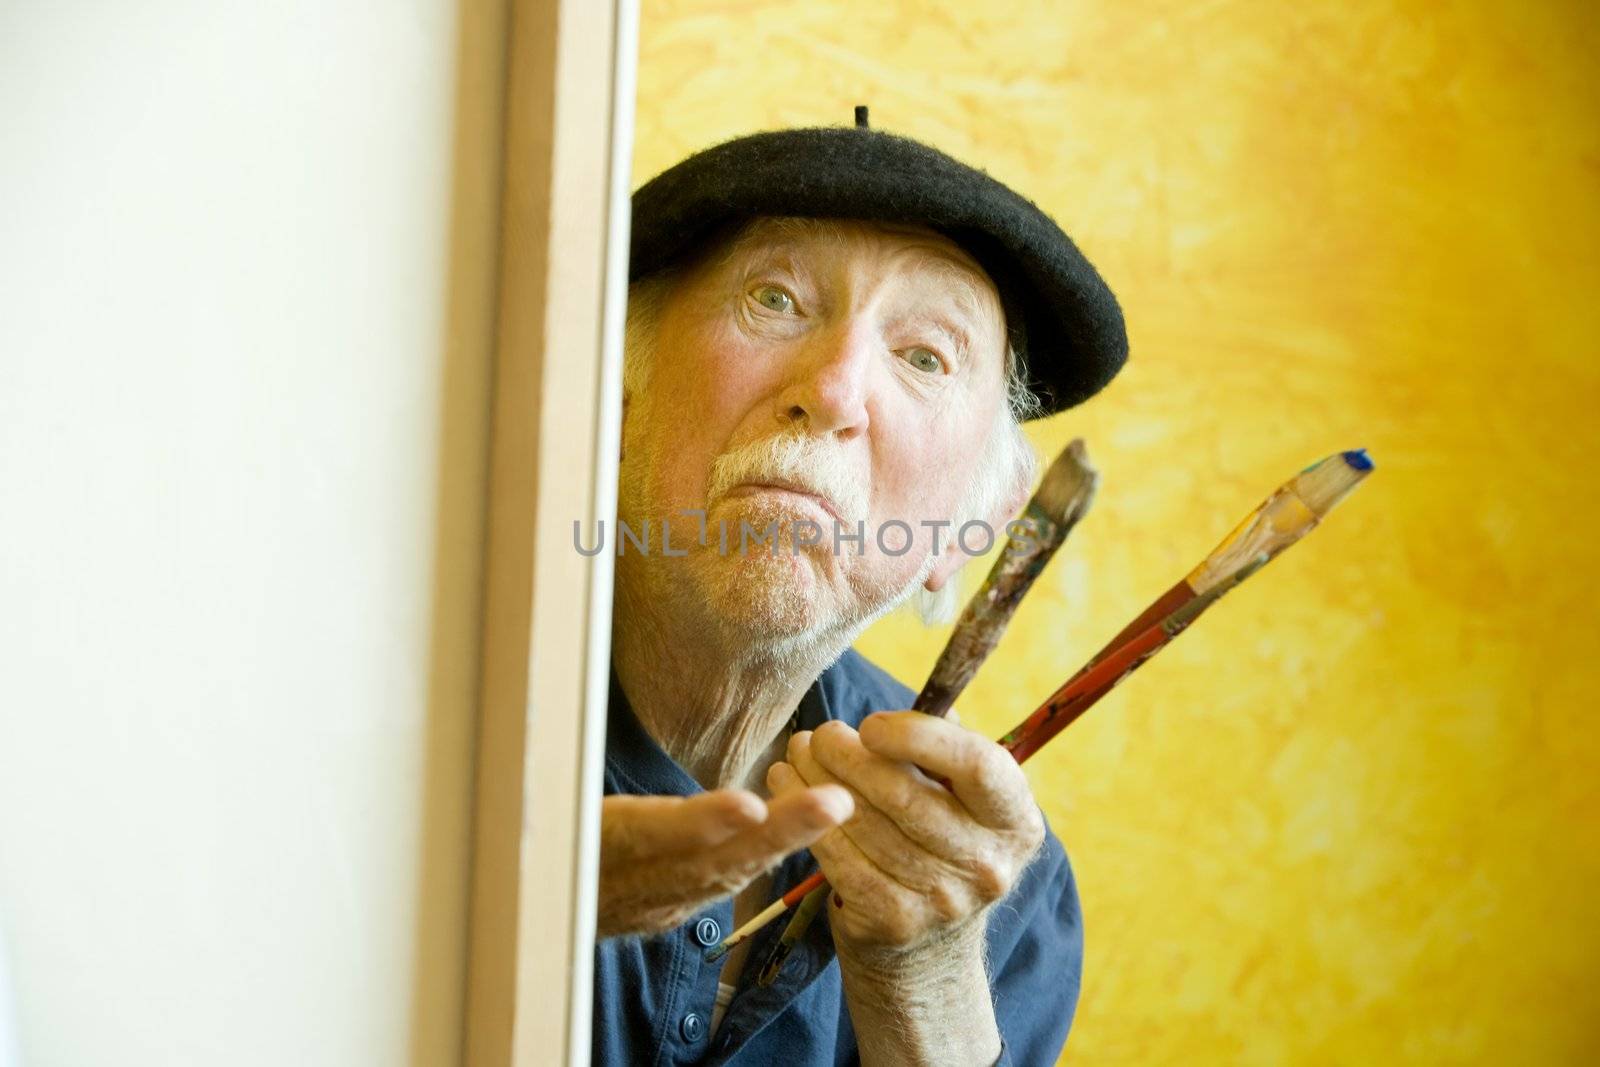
[594,111,1126,1066]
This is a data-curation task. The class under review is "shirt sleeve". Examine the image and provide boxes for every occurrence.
[982,819,1085,1064]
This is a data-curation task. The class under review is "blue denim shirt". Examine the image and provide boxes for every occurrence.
[594,649,1084,1066]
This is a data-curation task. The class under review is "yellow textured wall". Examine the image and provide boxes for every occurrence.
[633,2,1600,1061]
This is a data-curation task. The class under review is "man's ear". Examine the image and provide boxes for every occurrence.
[923,473,1031,593]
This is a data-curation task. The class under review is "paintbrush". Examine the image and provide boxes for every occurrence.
[1019,448,1375,749]
[995,442,1369,756]
[711,448,1372,964]
[719,558,1270,973]
[915,438,1098,718]
[996,551,1269,761]
[708,439,1099,967]
[755,882,830,986]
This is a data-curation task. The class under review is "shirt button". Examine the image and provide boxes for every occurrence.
[693,916,721,946]
[680,1012,706,1043]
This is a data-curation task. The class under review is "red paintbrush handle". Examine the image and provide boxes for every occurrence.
[1000,616,1170,764]
[1097,580,1193,660]
[784,869,828,906]
[1079,580,1192,675]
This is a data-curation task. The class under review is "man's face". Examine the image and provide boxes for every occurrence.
[619,217,1010,647]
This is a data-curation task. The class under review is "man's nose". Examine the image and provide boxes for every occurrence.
[773,320,872,437]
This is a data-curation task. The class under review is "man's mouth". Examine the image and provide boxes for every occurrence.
[725,479,846,524]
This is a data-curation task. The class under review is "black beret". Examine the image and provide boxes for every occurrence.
[629,109,1128,417]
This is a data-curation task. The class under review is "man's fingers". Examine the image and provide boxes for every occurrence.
[694,788,771,836]
[804,720,966,853]
[764,757,808,800]
[701,780,852,887]
[752,782,855,849]
[791,727,986,894]
[598,785,851,937]
[601,789,767,861]
[858,711,1034,827]
[794,792,929,943]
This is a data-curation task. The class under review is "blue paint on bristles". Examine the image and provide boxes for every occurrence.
[1342,448,1374,472]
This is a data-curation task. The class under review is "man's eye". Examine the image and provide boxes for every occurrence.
[905,346,944,374]
[751,285,796,313]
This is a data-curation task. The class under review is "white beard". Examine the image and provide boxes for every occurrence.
[617,429,936,670]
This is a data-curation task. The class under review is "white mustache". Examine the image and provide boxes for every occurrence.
[707,434,869,524]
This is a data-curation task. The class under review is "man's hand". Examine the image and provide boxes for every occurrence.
[770,711,1044,953]
[767,711,1045,1066]
[597,785,853,939]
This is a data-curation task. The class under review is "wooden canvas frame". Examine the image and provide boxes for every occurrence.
[463,0,637,1062]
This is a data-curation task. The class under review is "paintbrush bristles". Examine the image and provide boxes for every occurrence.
[1187,449,1374,595]
[914,438,1099,719]
[1031,437,1100,526]
[1293,449,1373,516]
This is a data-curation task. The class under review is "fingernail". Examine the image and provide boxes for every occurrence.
[816,789,852,823]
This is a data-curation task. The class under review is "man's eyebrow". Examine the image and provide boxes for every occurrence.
[923,260,985,317]
[715,218,844,273]
[906,254,995,335]
[711,218,1000,336]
